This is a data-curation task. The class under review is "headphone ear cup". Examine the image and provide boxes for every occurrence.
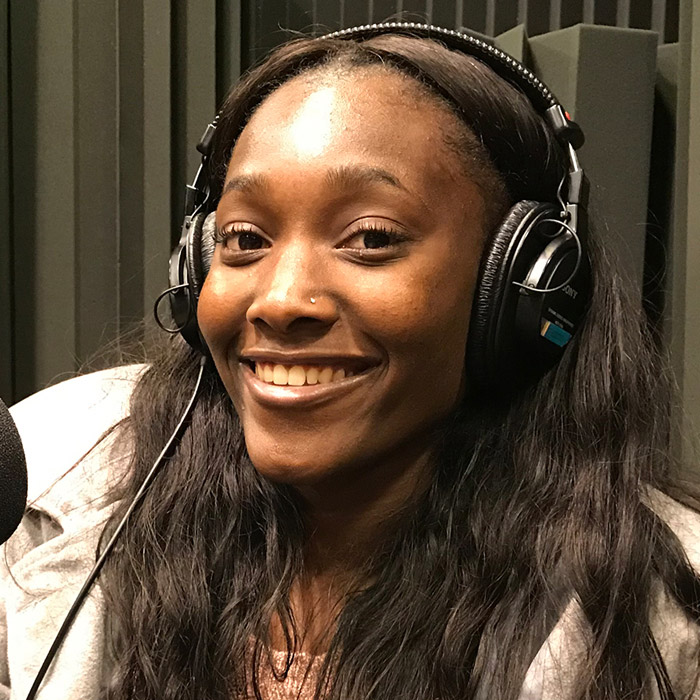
[466,200,558,391]
[186,211,212,300]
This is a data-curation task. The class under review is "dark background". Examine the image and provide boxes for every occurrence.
[1,0,698,462]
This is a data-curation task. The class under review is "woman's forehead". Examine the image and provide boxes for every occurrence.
[227,68,472,189]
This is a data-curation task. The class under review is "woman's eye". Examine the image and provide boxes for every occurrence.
[237,231,266,250]
[342,226,408,252]
[359,229,392,249]
[216,226,269,252]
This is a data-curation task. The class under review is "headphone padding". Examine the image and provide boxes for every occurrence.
[186,211,206,300]
[466,200,541,385]
[200,212,217,281]
[187,211,217,300]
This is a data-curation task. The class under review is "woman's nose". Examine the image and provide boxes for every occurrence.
[245,244,338,334]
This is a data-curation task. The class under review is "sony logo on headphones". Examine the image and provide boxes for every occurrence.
[563,285,578,299]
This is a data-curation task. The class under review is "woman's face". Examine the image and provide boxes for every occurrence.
[198,68,488,487]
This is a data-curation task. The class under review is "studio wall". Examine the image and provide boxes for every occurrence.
[1,0,698,465]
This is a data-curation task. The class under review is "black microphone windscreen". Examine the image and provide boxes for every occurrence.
[0,397,28,544]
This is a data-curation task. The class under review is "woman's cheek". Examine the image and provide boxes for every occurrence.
[197,271,242,349]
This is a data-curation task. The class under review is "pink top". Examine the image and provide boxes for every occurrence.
[254,650,324,699]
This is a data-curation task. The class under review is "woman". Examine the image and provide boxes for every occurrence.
[4,23,700,700]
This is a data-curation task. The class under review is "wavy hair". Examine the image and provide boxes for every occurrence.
[99,33,700,700]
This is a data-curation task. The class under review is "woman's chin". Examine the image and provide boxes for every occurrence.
[245,441,343,487]
[241,419,366,487]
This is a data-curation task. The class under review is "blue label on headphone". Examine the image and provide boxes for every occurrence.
[541,320,572,347]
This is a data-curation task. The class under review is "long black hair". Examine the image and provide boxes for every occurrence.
[99,33,700,700]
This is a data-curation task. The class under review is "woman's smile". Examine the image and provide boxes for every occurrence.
[240,358,380,408]
[197,66,488,485]
[236,348,383,408]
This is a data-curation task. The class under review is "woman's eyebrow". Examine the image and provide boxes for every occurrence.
[324,164,407,192]
[220,165,407,199]
[221,173,269,198]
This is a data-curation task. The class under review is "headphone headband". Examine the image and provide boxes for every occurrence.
[321,22,584,151]
[325,24,555,107]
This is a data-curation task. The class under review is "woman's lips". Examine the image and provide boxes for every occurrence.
[240,360,377,407]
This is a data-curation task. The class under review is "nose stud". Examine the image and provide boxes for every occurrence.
[310,297,316,304]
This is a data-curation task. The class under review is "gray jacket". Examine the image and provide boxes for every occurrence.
[2,367,700,699]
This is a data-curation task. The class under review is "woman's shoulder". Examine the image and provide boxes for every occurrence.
[523,488,700,699]
[9,364,145,535]
[645,488,700,697]
[2,366,144,700]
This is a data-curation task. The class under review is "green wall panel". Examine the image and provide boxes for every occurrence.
[0,0,12,402]
[4,0,242,402]
[669,0,700,468]
[11,1,77,399]
[529,25,658,296]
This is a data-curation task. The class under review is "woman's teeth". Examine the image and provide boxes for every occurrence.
[253,363,354,386]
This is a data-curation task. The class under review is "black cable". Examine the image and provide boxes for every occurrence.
[650,634,678,700]
[25,355,207,700]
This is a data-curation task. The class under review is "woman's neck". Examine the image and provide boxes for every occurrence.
[273,441,434,652]
[303,438,433,569]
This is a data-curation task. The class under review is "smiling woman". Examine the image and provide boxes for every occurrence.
[199,65,486,487]
[5,22,700,700]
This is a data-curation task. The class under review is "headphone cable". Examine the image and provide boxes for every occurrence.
[25,355,207,700]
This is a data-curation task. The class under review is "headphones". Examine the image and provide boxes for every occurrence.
[156,22,592,393]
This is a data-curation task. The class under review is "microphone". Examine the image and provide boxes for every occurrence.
[0,397,27,544]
